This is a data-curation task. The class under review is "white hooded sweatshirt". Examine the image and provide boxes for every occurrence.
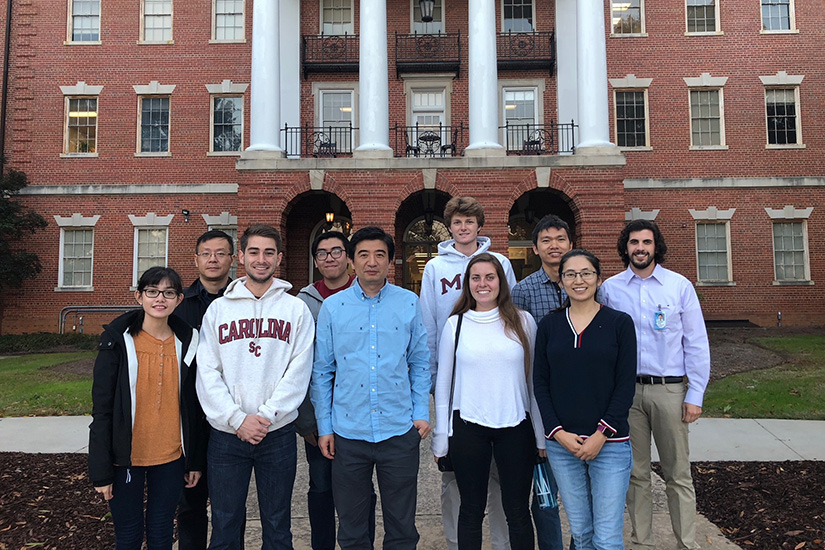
[196,277,315,435]
[419,236,516,385]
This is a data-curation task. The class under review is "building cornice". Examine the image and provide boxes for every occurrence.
[19,184,238,195]
[624,177,825,189]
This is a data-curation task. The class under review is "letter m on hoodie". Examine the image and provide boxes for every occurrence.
[440,273,461,295]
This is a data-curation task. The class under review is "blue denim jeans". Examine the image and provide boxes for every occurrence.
[546,440,632,550]
[109,456,185,550]
[207,425,297,550]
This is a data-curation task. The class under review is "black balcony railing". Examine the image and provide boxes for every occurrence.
[282,124,357,157]
[501,121,577,155]
[496,31,556,74]
[395,32,461,75]
[392,123,466,158]
[302,34,360,78]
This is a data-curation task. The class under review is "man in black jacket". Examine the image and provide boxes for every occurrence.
[173,229,234,550]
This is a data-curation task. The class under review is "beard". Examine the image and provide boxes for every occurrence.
[630,252,654,270]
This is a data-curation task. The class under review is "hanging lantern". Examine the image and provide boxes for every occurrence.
[420,0,435,23]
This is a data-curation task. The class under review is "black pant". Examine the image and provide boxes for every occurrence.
[450,412,535,550]
[177,470,209,550]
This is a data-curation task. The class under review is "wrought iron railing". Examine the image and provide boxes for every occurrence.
[281,124,357,157]
[500,121,577,155]
[392,123,466,158]
[302,34,360,76]
[395,32,461,75]
[496,31,555,73]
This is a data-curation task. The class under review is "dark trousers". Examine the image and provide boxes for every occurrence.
[332,428,421,550]
[109,456,186,550]
[450,413,535,550]
[177,469,209,550]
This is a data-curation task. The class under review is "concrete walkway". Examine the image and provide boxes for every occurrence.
[2,415,823,549]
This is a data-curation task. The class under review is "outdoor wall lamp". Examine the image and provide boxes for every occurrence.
[182,209,190,222]
[420,0,435,22]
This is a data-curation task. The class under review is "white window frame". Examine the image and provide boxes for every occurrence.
[134,81,176,156]
[140,0,173,44]
[610,74,653,150]
[610,0,646,37]
[204,212,239,278]
[766,206,813,285]
[685,0,722,35]
[689,207,736,285]
[313,82,358,150]
[411,0,444,33]
[206,80,248,155]
[759,72,804,149]
[65,0,101,44]
[60,81,103,157]
[501,0,535,33]
[684,73,728,150]
[320,0,354,35]
[54,213,100,291]
[760,0,797,33]
[499,79,544,149]
[211,0,245,42]
[130,213,174,287]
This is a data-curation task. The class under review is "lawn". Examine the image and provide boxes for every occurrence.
[0,352,95,417]
[703,334,825,420]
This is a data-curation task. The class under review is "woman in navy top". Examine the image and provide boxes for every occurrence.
[533,250,636,550]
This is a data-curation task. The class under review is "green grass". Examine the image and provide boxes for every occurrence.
[0,352,95,417]
[703,335,825,420]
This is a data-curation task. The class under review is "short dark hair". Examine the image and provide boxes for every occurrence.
[348,226,395,261]
[443,196,485,227]
[532,214,572,245]
[312,231,349,257]
[195,230,234,255]
[240,224,283,253]
[130,266,184,335]
[617,219,667,267]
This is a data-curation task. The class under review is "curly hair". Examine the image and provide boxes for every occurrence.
[617,219,667,267]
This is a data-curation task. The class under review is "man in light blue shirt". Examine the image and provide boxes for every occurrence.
[600,219,710,550]
[311,226,431,550]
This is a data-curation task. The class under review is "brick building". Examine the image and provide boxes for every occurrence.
[0,0,822,334]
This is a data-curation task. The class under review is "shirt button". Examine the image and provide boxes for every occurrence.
[371,345,375,349]
[371,324,375,328]
[371,388,375,392]
[371,366,375,370]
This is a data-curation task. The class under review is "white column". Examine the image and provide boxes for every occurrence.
[465,0,504,155]
[247,0,283,152]
[354,0,392,156]
[575,0,613,150]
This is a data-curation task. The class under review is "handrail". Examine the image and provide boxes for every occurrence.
[59,305,139,334]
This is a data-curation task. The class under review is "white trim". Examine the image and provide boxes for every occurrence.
[609,74,652,89]
[688,87,726,148]
[759,71,804,86]
[133,81,176,95]
[129,213,175,226]
[136,93,172,155]
[625,208,659,221]
[54,213,101,227]
[57,226,96,290]
[613,88,650,149]
[319,0,354,34]
[211,0,246,43]
[139,0,174,44]
[312,83,359,129]
[63,94,100,156]
[683,72,728,87]
[65,0,102,44]
[202,212,238,226]
[208,94,245,154]
[610,0,646,36]
[694,220,733,283]
[500,0,536,32]
[764,85,802,147]
[625,177,825,189]
[688,206,736,221]
[205,80,249,94]
[684,0,722,35]
[765,206,813,220]
[131,220,171,286]
[60,81,104,96]
[770,218,810,283]
[760,0,796,33]
[20,183,239,195]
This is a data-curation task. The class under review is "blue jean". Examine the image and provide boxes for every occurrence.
[546,440,632,550]
[109,456,185,550]
[207,425,297,550]
[532,461,576,550]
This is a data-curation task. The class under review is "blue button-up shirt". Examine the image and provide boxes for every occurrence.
[512,268,566,322]
[600,264,711,406]
[311,279,431,442]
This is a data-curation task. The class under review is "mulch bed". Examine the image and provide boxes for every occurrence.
[2,452,824,550]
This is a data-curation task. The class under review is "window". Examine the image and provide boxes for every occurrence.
[503,0,533,32]
[765,88,800,146]
[141,0,172,42]
[65,97,98,154]
[772,222,808,281]
[614,90,648,148]
[130,211,174,284]
[68,0,100,42]
[413,0,443,33]
[411,89,446,128]
[761,0,794,32]
[612,0,644,35]
[696,223,731,282]
[322,0,353,35]
[140,96,170,153]
[689,89,723,147]
[686,0,718,33]
[208,225,238,278]
[320,90,353,150]
[54,213,99,290]
[503,87,537,147]
[212,96,243,152]
[213,0,244,41]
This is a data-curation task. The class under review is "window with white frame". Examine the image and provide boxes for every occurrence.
[64,97,98,154]
[696,223,731,282]
[130,213,173,285]
[689,89,723,146]
[614,90,648,147]
[54,214,99,290]
[503,0,533,32]
[686,0,718,33]
[213,0,244,41]
[761,0,794,32]
[319,90,354,150]
[411,89,446,129]
[766,206,812,283]
[68,0,100,42]
[212,96,243,152]
[412,0,443,33]
[139,96,170,152]
[141,0,172,42]
[209,226,238,278]
[322,0,353,35]
[612,0,644,35]
[765,88,800,146]
[503,87,537,148]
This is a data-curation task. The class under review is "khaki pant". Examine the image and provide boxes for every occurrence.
[626,382,700,550]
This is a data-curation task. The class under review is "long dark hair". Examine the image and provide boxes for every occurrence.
[558,249,601,309]
[450,253,532,378]
[128,266,184,335]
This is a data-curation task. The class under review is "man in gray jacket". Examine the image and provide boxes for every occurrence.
[296,231,374,550]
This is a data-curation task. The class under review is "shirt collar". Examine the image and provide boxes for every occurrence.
[354,278,388,301]
[623,264,665,286]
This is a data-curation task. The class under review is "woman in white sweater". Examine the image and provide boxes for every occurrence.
[432,253,544,550]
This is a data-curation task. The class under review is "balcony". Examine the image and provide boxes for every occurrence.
[500,121,577,155]
[395,32,461,76]
[302,34,360,78]
[282,124,357,157]
[496,31,556,75]
[392,123,466,158]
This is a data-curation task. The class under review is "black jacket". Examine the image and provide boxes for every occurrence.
[172,278,231,330]
[88,310,205,487]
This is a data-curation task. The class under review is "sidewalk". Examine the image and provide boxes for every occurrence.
[2,415,823,549]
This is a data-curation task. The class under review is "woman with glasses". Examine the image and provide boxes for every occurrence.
[533,250,636,550]
[89,266,205,550]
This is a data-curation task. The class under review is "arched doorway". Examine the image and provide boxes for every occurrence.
[508,189,577,281]
[394,189,452,292]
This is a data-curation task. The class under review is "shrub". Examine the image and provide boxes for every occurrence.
[0,333,99,353]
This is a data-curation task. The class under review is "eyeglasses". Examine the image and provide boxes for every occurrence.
[142,289,180,299]
[315,247,345,261]
[561,270,597,282]
[196,252,231,259]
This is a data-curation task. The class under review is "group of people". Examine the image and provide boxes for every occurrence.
[88,196,711,550]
